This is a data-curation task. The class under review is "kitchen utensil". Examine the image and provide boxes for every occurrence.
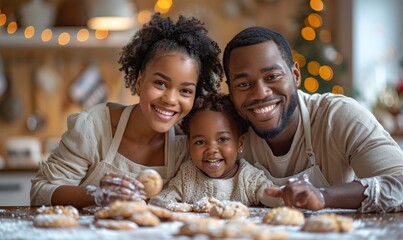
[0,57,24,122]
[26,63,45,131]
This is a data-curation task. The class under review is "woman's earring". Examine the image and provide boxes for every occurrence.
[238,148,243,154]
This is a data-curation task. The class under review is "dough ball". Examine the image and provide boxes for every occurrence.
[136,169,163,198]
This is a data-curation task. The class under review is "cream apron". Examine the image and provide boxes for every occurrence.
[255,92,330,187]
[80,105,175,187]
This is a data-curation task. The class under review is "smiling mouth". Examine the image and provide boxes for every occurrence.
[154,106,176,116]
[252,104,276,114]
[203,159,222,163]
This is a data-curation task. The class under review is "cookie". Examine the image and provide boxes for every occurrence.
[210,200,250,219]
[33,214,78,228]
[170,212,203,223]
[94,207,111,220]
[262,207,304,226]
[35,205,79,219]
[301,213,354,232]
[127,211,161,227]
[147,204,174,221]
[192,196,222,213]
[214,218,259,238]
[108,200,148,219]
[94,219,138,230]
[165,202,193,212]
[136,169,163,198]
[179,217,225,237]
[253,226,288,240]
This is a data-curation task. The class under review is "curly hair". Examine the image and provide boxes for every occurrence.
[180,93,248,136]
[223,27,293,87]
[118,13,223,98]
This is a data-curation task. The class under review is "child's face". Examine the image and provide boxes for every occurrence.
[188,110,244,179]
[137,51,199,133]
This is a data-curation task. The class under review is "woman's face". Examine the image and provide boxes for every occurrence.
[188,110,243,179]
[137,52,199,133]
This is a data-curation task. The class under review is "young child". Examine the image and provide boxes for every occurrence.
[149,93,280,210]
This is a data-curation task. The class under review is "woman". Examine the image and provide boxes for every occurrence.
[30,13,223,208]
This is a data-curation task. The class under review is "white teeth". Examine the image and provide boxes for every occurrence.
[155,107,175,116]
[253,105,275,114]
[205,159,220,163]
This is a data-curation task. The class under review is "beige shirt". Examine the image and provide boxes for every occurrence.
[242,90,403,212]
[149,158,281,208]
[30,103,189,206]
[243,90,403,184]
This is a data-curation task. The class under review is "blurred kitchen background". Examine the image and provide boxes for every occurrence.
[0,0,402,204]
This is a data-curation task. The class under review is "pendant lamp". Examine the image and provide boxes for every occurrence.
[87,0,135,31]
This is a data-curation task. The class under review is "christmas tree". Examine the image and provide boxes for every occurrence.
[292,0,347,95]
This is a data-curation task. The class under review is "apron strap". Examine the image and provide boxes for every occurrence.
[104,105,135,163]
[298,91,316,167]
[165,127,175,179]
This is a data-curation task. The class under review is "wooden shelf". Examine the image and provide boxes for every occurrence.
[0,27,138,48]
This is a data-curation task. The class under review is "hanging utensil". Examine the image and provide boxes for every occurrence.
[0,56,24,122]
[26,62,46,131]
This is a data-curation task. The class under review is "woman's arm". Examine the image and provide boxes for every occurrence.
[52,185,95,207]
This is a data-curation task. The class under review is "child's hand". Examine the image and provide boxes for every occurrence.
[264,174,325,211]
[87,172,146,206]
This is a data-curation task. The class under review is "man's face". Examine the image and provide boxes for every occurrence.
[227,40,300,139]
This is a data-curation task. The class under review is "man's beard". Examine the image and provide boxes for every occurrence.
[251,91,299,139]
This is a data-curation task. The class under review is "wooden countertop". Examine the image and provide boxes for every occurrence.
[0,167,39,173]
[1,206,403,240]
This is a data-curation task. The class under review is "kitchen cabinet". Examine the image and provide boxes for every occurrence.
[0,170,37,206]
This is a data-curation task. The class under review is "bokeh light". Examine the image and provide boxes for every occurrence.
[301,27,316,41]
[332,85,344,95]
[304,77,319,93]
[7,21,17,34]
[58,32,70,45]
[77,29,89,42]
[307,61,320,76]
[307,13,322,28]
[41,29,52,42]
[319,65,334,81]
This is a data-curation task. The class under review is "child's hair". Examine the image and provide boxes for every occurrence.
[118,13,223,98]
[181,93,248,136]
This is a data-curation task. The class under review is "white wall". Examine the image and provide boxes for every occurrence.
[352,0,403,109]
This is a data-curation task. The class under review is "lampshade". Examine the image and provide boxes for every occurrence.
[87,0,135,31]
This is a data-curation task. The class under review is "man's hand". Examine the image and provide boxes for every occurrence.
[264,174,325,211]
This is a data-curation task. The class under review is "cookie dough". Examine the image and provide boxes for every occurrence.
[127,211,161,226]
[210,200,250,219]
[147,205,174,221]
[262,207,305,226]
[35,205,79,219]
[301,213,354,232]
[94,219,138,230]
[136,169,163,198]
[166,202,193,212]
[192,196,222,213]
[33,214,78,228]
[108,200,148,218]
[179,217,225,236]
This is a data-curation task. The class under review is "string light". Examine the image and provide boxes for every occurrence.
[7,21,18,34]
[41,29,53,42]
[58,32,70,45]
[0,13,6,26]
[24,26,35,39]
[77,29,90,42]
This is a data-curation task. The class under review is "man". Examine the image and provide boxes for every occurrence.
[223,26,403,213]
